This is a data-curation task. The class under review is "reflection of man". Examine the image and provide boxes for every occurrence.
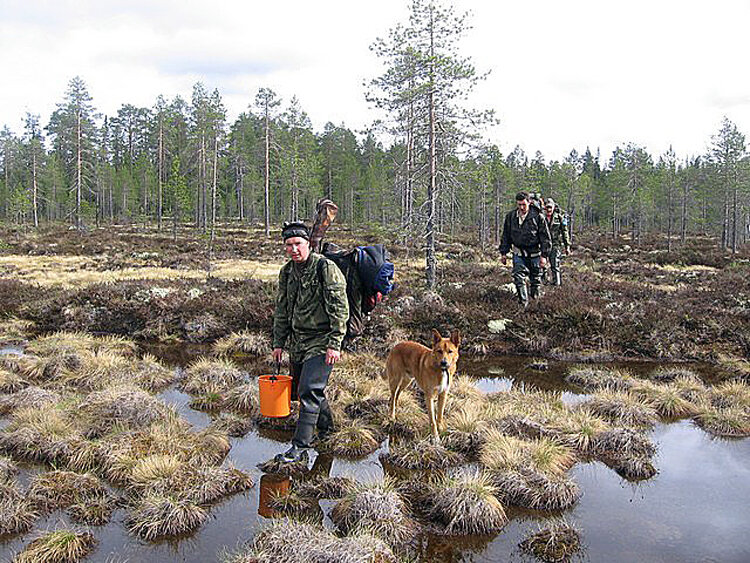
[544,198,571,286]
[272,221,349,463]
[498,191,552,307]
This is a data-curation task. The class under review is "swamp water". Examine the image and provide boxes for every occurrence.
[2,355,749,562]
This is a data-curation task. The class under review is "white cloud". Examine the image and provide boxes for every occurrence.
[1,0,749,161]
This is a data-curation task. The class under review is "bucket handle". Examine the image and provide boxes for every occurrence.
[270,361,280,382]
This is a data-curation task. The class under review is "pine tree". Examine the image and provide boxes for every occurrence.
[369,0,495,288]
[47,76,99,229]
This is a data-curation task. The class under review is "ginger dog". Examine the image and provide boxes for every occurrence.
[385,329,460,441]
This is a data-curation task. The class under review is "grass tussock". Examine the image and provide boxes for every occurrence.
[564,366,634,392]
[16,352,81,382]
[330,477,417,547]
[126,493,208,540]
[548,409,610,453]
[581,390,658,428]
[0,317,34,346]
[671,374,708,403]
[490,468,582,511]
[67,493,115,526]
[267,489,320,517]
[294,476,356,500]
[0,386,61,415]
[0,368,27,393]
[0,482,39,535]
[630,381,699,418]
[186,465,255,504]
[427,467,507,535]
[0,455,18,481]
[0,406,80,465]
[27,470,109,513]
[323,421,382,458]
[189,388,225,411]
[27,331,135,358]
[480,429,576,477]
[380,438,463,470]
[443,402,487,458]
[224,381,260,415]
[15,529,97,563]
[693,406,750,438]
[58,349,134,390]
[519,520,582,563]
[214,330,270,357]
[592,427,657,458]
[77,385,172,438]
[182,356,246,395]
[710,380,750,410]
[210,413,254,437]
[228,518,397,563]
[648,366,700,383]
[592,427,658,481]
[133,353,175,391]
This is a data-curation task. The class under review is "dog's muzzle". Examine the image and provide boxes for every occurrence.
[440,360,449,370]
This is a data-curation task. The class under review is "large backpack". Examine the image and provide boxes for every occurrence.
[319,242,395,338]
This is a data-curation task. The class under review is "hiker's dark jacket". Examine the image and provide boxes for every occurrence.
[498,206,552,258]
[546,210,571,249]
[272,253,349,363]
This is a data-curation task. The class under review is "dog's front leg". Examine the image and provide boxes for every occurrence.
[437,391,448,432]
[426,391,440,443]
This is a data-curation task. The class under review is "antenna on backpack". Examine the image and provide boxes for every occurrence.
[310,198,339,253]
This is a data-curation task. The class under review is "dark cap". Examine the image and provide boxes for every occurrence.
[282,221,310,241]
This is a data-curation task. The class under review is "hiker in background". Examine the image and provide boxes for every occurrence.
[498,191,552,307]
[544,198,571,286]
[271,221,349,463]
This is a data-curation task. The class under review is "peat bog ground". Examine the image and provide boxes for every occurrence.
[0,224,749,562]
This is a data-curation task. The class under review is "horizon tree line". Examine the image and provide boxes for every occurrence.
[1,1,748,280]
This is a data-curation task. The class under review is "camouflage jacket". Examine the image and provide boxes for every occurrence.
[546,210,571,249]
[272,253,349,362]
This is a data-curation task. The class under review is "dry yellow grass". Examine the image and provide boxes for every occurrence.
[0,255,283,288]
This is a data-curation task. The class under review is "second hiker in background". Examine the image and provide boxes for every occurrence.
[544,198,571,286]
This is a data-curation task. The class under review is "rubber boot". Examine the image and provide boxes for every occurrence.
[529,284,540,299]
[554,271,562,286]
[274,444,309,463]
[516,283,528,307]
[316,398,335,441]
[292,411,319,449]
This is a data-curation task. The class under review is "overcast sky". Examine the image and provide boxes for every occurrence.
[1,0,748,162]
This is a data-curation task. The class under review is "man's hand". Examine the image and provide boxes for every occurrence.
[325,348,341,365]
[272,348,284,363]
[540,256,547,268]
[501,254,507,265]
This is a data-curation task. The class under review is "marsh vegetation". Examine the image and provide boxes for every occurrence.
[0,225,749,562]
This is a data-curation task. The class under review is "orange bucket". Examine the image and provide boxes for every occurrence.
[258,374,292,417]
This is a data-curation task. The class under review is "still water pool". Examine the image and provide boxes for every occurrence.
[1,356,748,562]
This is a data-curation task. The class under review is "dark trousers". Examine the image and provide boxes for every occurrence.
[512,254,543,303]
[549,247,563,285]
[290,354,333,448]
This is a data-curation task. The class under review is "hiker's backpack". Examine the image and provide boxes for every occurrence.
[320,242,395,338]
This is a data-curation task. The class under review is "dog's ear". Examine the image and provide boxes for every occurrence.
[432,328,442,346]
[450,329,461,347]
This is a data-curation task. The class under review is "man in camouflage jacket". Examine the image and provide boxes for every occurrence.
[272,221,349,463]
[544,198,571,286]
[498,191,552,306]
